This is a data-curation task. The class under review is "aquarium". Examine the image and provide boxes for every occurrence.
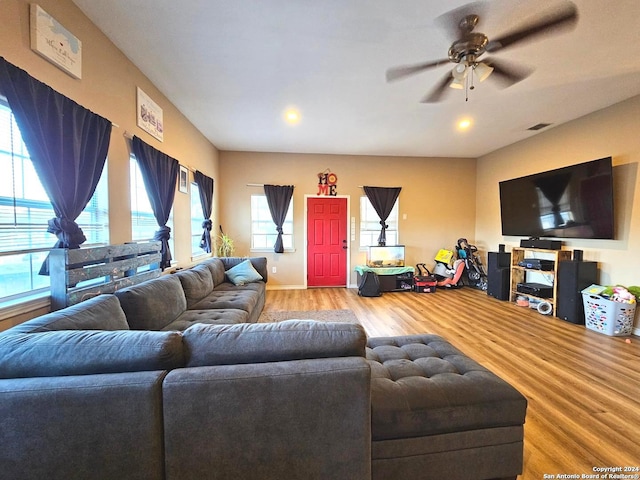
[367,245,405,268]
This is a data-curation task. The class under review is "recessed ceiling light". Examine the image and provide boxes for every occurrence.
[458,119,472,130]
[284,108,301,125]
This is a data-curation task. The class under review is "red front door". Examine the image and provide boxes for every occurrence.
[307,197,347,287]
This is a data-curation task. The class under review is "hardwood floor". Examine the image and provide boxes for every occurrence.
[264,287,640,480]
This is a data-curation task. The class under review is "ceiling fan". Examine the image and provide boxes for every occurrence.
[386,1,578,103]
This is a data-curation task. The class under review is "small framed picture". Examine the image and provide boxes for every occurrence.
[179,165,189,194]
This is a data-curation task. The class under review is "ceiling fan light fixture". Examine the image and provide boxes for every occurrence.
[474,62,494,82]
[452,63,468,80]
[449,77,465,89]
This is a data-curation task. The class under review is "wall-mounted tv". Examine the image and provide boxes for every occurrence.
[499,157,614,239]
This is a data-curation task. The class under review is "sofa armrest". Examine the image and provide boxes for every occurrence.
[163,357,371,480]
[182,320,366,367]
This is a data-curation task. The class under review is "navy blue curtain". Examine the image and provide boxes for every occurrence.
[264,184,294,253]
[194,170,214,253]
[363,186,401,246]
[0,57,112,274]
[131,136,179,269]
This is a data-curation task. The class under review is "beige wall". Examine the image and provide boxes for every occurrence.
[219,152,477,288]
[3,0,639,330]
[476,95,640,289]
[1,0,219,261]
[0,0,219,326]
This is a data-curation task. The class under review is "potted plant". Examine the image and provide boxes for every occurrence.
[217,225,235,257]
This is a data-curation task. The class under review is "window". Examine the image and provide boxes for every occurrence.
[190,181,205,257]
[129,156,174,256]
[251,194,293,251]
[0,97,108,302]
[359,196,399,248]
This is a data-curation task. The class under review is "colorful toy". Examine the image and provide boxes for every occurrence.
[611,286,636,304]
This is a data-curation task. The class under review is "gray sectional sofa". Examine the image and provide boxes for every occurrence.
[0,255,527,480]
[113,256,268,331]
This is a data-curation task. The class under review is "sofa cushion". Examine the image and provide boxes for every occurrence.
[189,289,260,313]
[203,258,226,287]
[213,281,265,294]
[176,264,214,308]
[162,308,249,331]
[224,259,263,286]
[2,295,128,335]
[0,329,184,379]
[115,275,187,330]
[183,320,367,367]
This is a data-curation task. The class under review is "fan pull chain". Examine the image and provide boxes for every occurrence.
[465,71,469,102]
[466,67,477,102]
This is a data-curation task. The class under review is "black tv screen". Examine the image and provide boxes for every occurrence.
[499,157,614,239]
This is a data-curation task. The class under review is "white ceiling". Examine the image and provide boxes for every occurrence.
[72,0,640,158]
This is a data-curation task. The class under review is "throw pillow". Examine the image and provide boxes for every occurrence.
[225,259,263,286]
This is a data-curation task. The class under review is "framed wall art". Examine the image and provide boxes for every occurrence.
[136,87,164,142]
[179,165,189,194]
[30,4,82,79]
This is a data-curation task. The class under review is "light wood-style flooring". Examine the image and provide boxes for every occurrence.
[263,287,640,480]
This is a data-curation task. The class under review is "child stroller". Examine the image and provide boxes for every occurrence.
[456,238,488,291]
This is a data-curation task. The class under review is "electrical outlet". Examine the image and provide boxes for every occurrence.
[272,267,277,274]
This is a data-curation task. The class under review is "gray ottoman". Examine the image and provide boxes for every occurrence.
[367,334,527,480]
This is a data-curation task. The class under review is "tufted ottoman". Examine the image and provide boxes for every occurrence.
[366,334,527,480]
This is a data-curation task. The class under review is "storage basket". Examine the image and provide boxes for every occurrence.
[581,292,636,336]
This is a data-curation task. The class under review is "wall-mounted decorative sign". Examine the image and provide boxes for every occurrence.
[317,170,338,196]
[136,87,164,142]
[30,4,82,79]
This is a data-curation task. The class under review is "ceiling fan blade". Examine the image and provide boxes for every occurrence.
[434,2,488,41]
[421,72,453,103]
[486,1,578,52]
[485,58,533,87]
[386,58,450,82]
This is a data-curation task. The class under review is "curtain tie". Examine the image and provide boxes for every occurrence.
[153,225,171,242]
[276,226,284,234]
[202,219,212,231]
[47,217,86,248]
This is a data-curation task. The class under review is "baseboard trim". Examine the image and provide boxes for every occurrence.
[266,284,359,291]
[266,285,306,291]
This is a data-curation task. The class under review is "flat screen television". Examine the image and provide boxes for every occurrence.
[499,157,614,239]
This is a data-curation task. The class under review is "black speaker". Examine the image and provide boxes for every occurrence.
[487,251,511,301]
[489,250,511,268]
[556,260,597,324]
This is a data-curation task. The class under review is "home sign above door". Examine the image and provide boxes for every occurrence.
[317,170,338,196]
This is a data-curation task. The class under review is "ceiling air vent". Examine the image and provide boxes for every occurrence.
[527,123,552,131]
